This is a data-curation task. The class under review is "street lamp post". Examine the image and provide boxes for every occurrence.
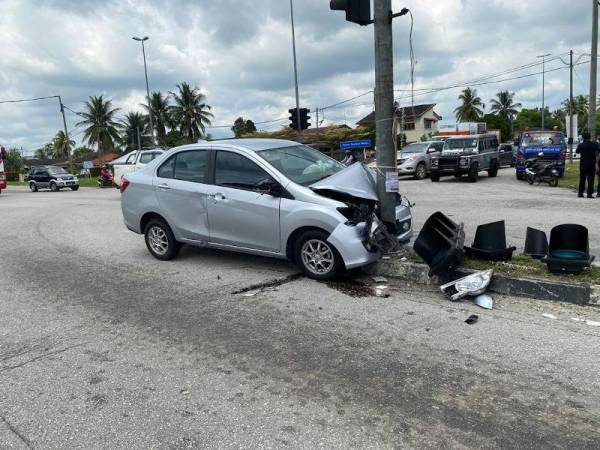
[132,36,155,145]
[537,53,551,129]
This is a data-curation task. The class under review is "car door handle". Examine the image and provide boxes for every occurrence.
[210,193,227,201]
[157,183,170,190]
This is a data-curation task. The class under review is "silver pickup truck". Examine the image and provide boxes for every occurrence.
[430,134,500,183]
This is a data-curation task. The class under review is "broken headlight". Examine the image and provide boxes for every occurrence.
[439,269,493,301]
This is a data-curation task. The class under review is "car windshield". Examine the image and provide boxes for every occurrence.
[258,145,345,186]
[521,132,565,146]
[445,138,478,149]
[48,167,68,174]
[400,144,428,154]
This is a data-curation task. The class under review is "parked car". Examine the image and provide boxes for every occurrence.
[26,165,79,192]
[120,139,413,280]
[430,134,500,183]
[498,143,515,167]
[397,141,444,179]
[112,149,165,188]
[515,131,566,180]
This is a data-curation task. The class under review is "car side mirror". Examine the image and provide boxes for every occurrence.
[256,179,281,197]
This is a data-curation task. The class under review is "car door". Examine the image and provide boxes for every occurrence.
[426,142,443,169]
[500,145,512,166]
[207,150,281,252]
[153,149,211,241]
[37,169,50,188]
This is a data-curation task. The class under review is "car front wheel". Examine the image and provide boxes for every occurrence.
[414,163,427,180]
[144,219,181,261]
[50,182,59,192]
[29,183,38,192]
[71,186,79,191]
[295,230,343,280]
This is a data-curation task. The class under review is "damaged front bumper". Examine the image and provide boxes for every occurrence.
[327,203,413,270]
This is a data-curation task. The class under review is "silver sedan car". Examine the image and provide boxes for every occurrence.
[397,141,444,179]
[120,139,412,280]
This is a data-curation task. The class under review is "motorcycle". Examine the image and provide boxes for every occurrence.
[97,174,114,188]
[525,158,559,187]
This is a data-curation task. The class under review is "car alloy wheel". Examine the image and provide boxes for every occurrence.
[147,225,169,256]
[301,239,335,276]
[415,163,426,180]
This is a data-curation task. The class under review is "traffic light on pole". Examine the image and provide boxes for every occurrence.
[289,108,299,130]
[299,108,311,130]
[329,0,371,26]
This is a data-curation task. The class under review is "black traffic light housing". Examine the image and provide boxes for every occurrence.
[289,108,311,130]
[330,0,371,26]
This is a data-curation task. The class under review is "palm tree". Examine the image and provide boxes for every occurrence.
[454,88,485,122]
[169,82,214,143]
[120,112,151,151]
[563,95,589,132]
[34,144,52,160]
[143,91,170,145]
[490,91,522,137]
[51,130,75,160]
[76,95,121,155]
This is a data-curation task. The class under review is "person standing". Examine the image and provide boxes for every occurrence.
[576,132,599,198]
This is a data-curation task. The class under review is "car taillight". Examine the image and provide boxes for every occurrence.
[120,177,130,193]
[517,153,525,162]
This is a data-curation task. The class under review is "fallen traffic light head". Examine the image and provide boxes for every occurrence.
[543,224,595,274]
[464,220,516,262]
[524,227,549,259]
[413,211,465,276]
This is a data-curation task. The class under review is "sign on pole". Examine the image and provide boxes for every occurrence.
[565,115,578,141]
[340,139,372,149]
[82,161,94,169]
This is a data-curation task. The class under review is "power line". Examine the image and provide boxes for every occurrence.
[0,95,58,105]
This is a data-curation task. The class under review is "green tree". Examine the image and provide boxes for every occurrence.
[231,117,258,137]
[5,148,25,173]
[563,94,589,134]
[143,91,170,145]
[454,88,485,122]
[169,82,214,143]
[489,91,521,138]
[34,143,53,160]
[76,95,121,155]
[51,130,75,160]
[483,113,511,142]
[514,108,561,132]
[73,146,94,158]
[120,112,152,151]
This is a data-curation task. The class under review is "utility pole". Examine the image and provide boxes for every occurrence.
[590,0,598,140]
[537,53,551,129]
[132,36,155,145]
[374,0,396,224]
[290,0,302,138]
[315,107,320,144]
[569,49,574,162]
[57,95,72,168]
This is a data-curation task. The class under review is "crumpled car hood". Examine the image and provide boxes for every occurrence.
[310,163,379,201]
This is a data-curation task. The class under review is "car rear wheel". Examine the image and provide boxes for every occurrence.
[50,182,59,192]
[144,219,181,261]
[71,186,79,191]
[295,230,343,280]
[414,163,427,180]
[468,163,479,183]
[29,183,38,192]
[516,172,524,180]
[488,160,498,178]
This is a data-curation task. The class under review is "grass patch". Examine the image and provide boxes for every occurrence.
[559,161,580,190]
[396,247,600,284]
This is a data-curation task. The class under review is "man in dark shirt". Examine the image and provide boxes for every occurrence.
[576,132,599,198]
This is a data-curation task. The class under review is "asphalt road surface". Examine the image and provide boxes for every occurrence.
[1,185,600,449]
[400,166,600,258]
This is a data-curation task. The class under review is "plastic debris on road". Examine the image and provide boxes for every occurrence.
[372,276,388,283]
[374,285,389,297]
[542,313,558,320]
[465,314,479,325]
[474,294,494,310]
[571,318,600,327]
[440,270,493,301]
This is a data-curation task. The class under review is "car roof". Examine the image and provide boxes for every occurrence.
[446,134,496,139]
[209,138,300,151]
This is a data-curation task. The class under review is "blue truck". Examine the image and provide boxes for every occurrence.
[515,130,566,180]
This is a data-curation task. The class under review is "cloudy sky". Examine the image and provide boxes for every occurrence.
[0,0,594,154]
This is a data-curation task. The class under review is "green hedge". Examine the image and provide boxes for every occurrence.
[5,172,20,182]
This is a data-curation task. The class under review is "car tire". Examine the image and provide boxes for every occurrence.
[468,163,479,183]
[414,163,427,180]
[454,174,462,178]
[488,160,498,178]
[29,182,38,192]
[50,182,59,192]
[550,176,559,187]
[516,172,524,180]
[294,230,343,280]
[430,172,440,182]
[71,186,79,191]
[144,218,181,261]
